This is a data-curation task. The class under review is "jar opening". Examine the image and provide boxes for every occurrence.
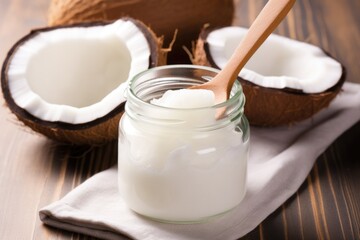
[126,65,246,130]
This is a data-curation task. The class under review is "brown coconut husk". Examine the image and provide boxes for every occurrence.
[238,75,345,126]
[1,19,166,145]
[47,0,234,63]
[191,27,346,127]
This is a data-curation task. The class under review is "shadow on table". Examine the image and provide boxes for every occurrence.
[41,139,118,184]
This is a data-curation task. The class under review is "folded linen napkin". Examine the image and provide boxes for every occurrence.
[40,82,360,240]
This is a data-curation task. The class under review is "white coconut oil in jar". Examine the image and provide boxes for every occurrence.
[118,65,250,223]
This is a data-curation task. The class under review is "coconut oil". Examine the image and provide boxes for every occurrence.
[118,65,249,223]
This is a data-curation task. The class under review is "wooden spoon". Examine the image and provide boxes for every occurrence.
[191,0,296,104]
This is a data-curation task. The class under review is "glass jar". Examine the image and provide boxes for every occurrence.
[118,65,250,223]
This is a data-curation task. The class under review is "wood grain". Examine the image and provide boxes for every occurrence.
[0,0,359,239]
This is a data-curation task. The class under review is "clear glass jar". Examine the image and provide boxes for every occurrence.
[118,65,249,223]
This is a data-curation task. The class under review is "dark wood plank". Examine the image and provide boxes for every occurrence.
[0,0,359,239]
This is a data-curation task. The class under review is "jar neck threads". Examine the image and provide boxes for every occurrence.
[125,65,245,131]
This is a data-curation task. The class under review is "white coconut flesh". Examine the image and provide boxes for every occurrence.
[7,20,150,124]
[206,27,342,93]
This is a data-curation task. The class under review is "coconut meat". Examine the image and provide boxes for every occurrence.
[7,20,150,124]
[206,27,342,93]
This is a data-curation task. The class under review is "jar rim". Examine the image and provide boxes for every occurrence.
[124,64,246,131]
[128,64,245,111]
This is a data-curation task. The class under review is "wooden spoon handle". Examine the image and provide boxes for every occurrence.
[215,0,296,90]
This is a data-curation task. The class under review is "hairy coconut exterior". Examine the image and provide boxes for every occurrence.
[1,19,165,145]
[239,75,345,126]
[192,28,346,127]
[47,0,234,63]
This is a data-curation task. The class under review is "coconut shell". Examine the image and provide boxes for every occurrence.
[47,0,234,63]
[1,19,166,145]
[192,27,346,127]
[239,75,345,126]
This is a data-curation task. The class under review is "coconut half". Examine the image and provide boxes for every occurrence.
[1,18,166,145]
[192,26,345,126]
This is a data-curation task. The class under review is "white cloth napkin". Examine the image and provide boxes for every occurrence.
[40,82,360,240]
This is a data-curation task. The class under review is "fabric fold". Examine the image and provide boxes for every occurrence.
[40,82,360,240]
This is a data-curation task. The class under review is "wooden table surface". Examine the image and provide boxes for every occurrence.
[0,0,359,239]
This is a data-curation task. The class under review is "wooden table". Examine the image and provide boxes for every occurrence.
[0,0,359,239]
